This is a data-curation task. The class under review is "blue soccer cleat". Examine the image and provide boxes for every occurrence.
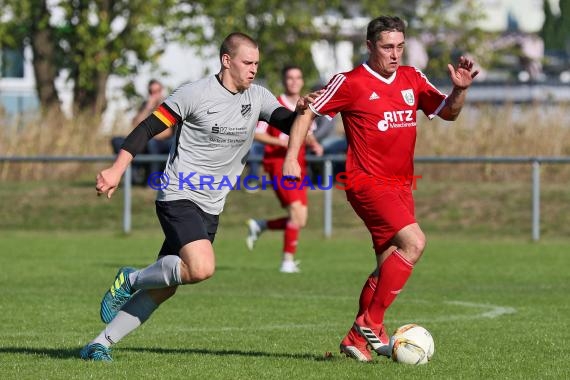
[100,267,136,324]
[80,343,112,361]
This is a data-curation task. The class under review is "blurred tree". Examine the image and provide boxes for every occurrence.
[175,0,341,93]
[357,0,491,80]
[560,0,570,52]
[0,0,496,117]
[0,0,180,116]
[541,0,563,51]
[0,1,60,111]
[179,0,492,86]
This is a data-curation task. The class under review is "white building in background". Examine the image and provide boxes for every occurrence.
[0,46,39,117]
[476,0,558,32]
[0,0,556,124]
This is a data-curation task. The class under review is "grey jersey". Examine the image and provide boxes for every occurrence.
[157,75,282,215]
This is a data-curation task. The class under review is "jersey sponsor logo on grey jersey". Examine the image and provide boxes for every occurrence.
[241,104,252,118]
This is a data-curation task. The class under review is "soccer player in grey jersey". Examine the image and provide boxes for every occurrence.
[80,32,313,361]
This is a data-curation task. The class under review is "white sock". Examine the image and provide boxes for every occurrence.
[92,290,158,347]
[282,252,295,262]
[129,255,182,290]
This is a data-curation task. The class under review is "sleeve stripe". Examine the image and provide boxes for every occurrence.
[428,98,447,119]
[157,104,178,124]
[152,104,180,128]
[153,109,175,127]
[413,67,445,97]
[308,103,324,117]
[160,103,182,121]
[313,74,346,111]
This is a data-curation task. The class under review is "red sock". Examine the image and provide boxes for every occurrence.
[356,274,377,319]
[267,217,288,230]
[283,221,299,254]
[267,217,289,230]
[364,250,413,326]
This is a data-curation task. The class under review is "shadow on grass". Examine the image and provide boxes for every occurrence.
[0,346,340,362]
[0,347,80,359]
[124,346,336,361]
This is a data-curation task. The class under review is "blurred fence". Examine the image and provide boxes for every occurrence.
[436,82,570,104]
[2,154,570,241]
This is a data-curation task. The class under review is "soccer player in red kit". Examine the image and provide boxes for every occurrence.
[246,65,323,273]
[283,16,479,361]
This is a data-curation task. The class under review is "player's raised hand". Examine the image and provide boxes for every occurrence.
[296,89,324,113]
[96,167,122,199]
[282,158,302,182]
[448,56,479,89]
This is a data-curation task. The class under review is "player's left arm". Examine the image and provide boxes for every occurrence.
[438,56,479,121]
[266,107,296,135]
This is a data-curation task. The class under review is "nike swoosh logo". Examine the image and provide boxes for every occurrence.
[207,110,220,114]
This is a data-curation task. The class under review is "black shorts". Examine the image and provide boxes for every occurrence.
[155,199,219,256]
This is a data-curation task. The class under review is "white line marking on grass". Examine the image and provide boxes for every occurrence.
[445,301,517,319]
[163,300,516,333]
[401,300,517,324]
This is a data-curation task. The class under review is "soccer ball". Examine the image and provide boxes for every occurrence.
[390,324,435,365]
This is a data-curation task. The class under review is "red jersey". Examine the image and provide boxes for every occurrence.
[311,64,446,186]
[256,95,315,166]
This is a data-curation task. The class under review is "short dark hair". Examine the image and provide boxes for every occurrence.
[219,32,258,61]
[366,16,406,44]
[281,64,302,81]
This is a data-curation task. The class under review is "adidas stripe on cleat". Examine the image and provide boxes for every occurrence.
[354,321,391,357]
[100,267,135,324]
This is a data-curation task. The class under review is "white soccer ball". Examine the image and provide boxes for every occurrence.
[390,324,435,365]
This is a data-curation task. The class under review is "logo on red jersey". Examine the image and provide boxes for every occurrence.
[369,92,380,100]
[401,89,415,106]
[377,110,415,132]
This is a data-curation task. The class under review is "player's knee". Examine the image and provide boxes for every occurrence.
[288,216,306,229]
[407,234,426,262]
[295,214,308,228]
[289,204,307,228]
[180,260,215,284]
[189,270,214,283]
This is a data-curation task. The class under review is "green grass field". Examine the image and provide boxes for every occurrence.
[1,228,569,379]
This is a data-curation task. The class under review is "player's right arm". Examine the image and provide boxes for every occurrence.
[282,110,317,180]
[96,104,181,198]
[283,73,346,180]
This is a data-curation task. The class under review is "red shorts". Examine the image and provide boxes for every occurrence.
[264,161,308,208]
[347,184,416,254]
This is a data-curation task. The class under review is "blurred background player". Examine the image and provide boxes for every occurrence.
[283,16,478,361]
[246,65,323,273]
[111,79,174,182]
[131,79,174,175]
